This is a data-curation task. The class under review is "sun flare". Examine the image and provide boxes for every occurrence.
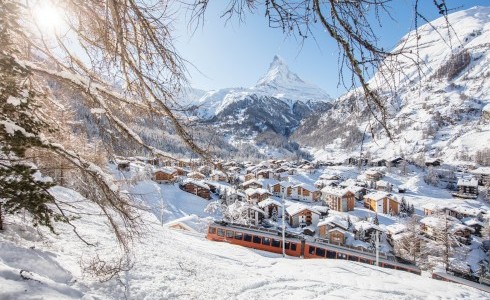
[32,2,66,33]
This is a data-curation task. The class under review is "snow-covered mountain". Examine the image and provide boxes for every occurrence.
[195,55,332,119]
[188,56,332,156]
[294,6,490,164]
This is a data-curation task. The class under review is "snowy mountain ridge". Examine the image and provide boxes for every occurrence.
[194,55,332,119]
[294,6,490,164]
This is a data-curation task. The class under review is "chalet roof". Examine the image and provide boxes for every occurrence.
[244,188,271,196]
[319,174,340,181]
[285,203,320,216]
[353,220,384,232]
[385,223,406,235]
[363,191,391,202]
[321,187,351,197]
[257,198,283,208]
[422,203,442,211]
[211,170,226,176]
[279,181,293,188]
[242,179,263,187]
[293,182,317,192]
[365,170,383,176]
[182,179,210,190]
[317,215,349,230]
[339,178,357,187]
[154,167,176,175]
[344,185,366,193]
[187,171,205,177]
[461,217,484,227]
[445,204,483,217]
[457,178,478,187]
[470,167,490,176]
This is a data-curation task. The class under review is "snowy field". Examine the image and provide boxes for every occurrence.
[0,184,489,299]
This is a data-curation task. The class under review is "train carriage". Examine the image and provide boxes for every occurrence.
[207,222,421,275]
[207,223,302,257]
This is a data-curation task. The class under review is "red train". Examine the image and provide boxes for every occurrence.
[207,221,421,275]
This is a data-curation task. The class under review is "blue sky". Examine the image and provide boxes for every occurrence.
[174,1,489,97]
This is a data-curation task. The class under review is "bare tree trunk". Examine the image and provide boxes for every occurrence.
[0,202,3,231]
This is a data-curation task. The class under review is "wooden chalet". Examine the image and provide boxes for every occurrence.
[453,178,479,199]
[152,168,176,184]
[241,179,263,190]
[363,192,399,215]
[317,215,349,241]
[244,188,272,205]
[285,203,320,228]
[365,170,383,182]
[180,179,211,200]
[470,167,490,186]
[292,183,321,202]
[321,187,355,212]
[187,171,206,180]
[257,198,283,219]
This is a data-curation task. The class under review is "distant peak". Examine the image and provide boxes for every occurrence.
[257,55,304,87]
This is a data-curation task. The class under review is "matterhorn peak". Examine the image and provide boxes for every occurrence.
[256,55,304,87]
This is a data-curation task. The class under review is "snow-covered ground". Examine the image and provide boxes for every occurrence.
[1,184,488,299]
[1,162,490,300]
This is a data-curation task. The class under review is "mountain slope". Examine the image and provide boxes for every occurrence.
[294,6,490,163]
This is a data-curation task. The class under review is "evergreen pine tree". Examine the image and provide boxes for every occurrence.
[373,214,380,225]
[0,2,61,230]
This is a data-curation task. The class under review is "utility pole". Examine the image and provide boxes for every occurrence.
[375,230,379,266]
[282,194,286,257]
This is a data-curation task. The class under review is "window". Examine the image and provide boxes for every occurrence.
[253,236,261,244]
[327,250,336,259]
[271,239,281,248]
[337,253,347,260]
[234,232,243,240]
[285,241,290,250]
[226,230,234,238]
[217,229,225,237]
[244,234,252,242]
[315,248,326,257]
[348,255,358,262]
[262,237,271,246]
[384,263,395,269]
[308,246,316,255]
[290,243,297,251]
[360,258,370,264]
[209,227,216,234]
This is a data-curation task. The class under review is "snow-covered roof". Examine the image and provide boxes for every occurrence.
[457,177,478,187]
[279,181,293,188]
[244,188,271,196]
[285,203,320,216]
[376,180,391,187]
[445,203,483,216]
[422,203,442,211]
[188,171,205,177]
[317,215,349,230]
[470,167,490,176]
[363,191,390,202]
[242,179,263,187]
[293,183,317,192]
[353,220,384,232]
[211,170,226,176]
[344,185,365,193]
[257,198,283,208]
[319,174,340,180]
[154,167,176,174]
[321,187,351,197]
[483,103,490,113]
[461,217,484,227]
[385,223,406,235]
[182,179,210,190]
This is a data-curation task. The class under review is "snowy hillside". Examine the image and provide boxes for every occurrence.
[294,6,490,164]
[1,183,488,299]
